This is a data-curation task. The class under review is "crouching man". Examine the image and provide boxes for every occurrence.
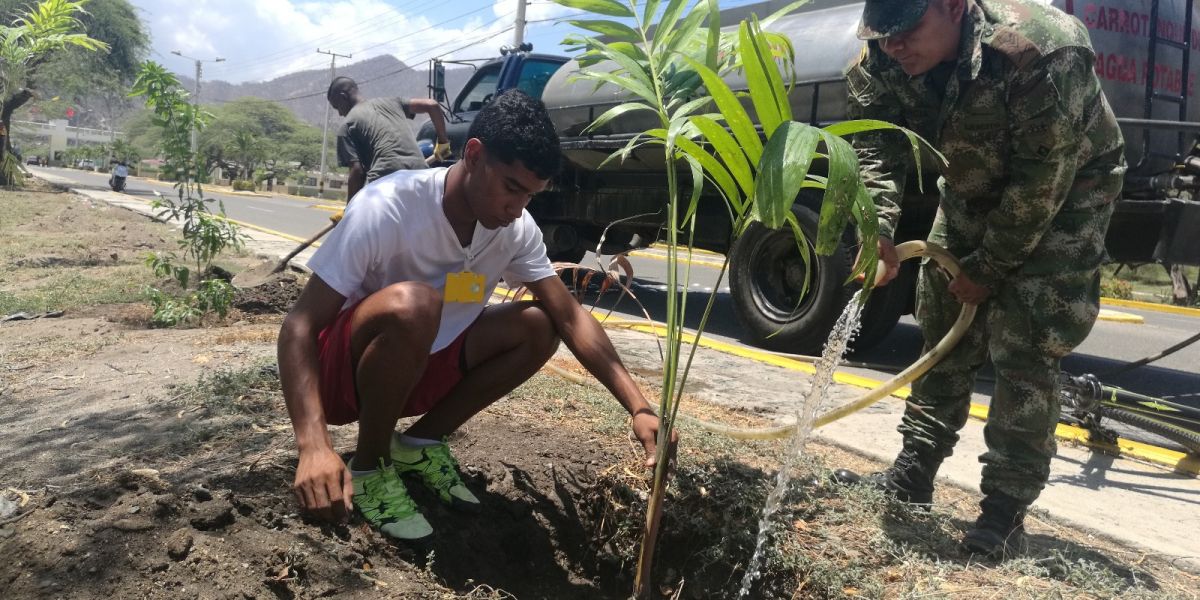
[278,90,671,540]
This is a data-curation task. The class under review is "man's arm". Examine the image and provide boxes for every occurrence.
[524,275,674,467]
[335,124,366,203]
[345,163,366,203]
[405,98,449,144]
[956,49,1092,292]
[847,47,910,242]
[278,275,351,520]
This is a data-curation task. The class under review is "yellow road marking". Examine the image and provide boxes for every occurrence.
[1101,297,1200,318]
[1097,308,1145,324]
[218,216,319,247]
[308,203,345,213]
[629,249,727,269]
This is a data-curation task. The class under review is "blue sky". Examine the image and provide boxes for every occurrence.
[129,0,586,84]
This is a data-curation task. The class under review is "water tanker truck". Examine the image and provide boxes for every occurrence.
[419,0,1200,353]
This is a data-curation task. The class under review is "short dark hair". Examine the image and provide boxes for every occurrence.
[467,89,560,180]
[327,76,356,100]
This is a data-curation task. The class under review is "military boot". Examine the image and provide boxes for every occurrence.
[830,442,944,506]
[960,492,1029,559]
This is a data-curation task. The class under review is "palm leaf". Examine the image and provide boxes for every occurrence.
[551,0,635,18]
[680,56,763,165]
[754,121,821,229]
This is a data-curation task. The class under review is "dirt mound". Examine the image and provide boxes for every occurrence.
[232,272,305,315]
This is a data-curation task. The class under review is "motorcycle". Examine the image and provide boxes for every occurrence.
[109,164,128,192]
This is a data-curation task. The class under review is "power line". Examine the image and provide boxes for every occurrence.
[351,4,501,56]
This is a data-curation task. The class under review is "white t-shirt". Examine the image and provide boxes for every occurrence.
[308,167,558,352]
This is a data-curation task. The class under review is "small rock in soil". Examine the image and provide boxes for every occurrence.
[111,517,155,532]
[190,501,235,531]
[192,486,213,502]
[166,528,194,561]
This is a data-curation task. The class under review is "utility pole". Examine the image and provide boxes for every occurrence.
[317,48,351,199]
[514,0,527,48]
[171,51,225,154]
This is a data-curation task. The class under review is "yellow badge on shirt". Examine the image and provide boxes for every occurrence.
[445,271,486,303]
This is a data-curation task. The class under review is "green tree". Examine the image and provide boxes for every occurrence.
[199,97,322,178]
[3,0,148,129]
[1,0,108,184]
[131,61,243,326]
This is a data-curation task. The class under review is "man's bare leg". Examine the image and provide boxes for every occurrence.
[403,301,559,439]
[349,282,442,468]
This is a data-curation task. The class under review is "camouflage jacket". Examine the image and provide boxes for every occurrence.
[846,0,1125,288]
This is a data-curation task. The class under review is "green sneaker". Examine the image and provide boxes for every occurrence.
[391,436,481,512]
[351,459,433,541]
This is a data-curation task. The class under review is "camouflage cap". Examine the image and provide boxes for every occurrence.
[857,0,930,40]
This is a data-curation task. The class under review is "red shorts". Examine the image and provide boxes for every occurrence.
[317,302,470,426]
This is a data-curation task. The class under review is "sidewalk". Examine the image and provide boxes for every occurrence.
[39,171,1200,574]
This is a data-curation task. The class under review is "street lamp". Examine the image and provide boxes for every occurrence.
[171,50,225,154]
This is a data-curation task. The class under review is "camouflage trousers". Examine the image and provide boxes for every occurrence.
[899,254,1103,504]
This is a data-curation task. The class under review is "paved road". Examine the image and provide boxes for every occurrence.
[38,166,1200,412]
[32,166,335,239]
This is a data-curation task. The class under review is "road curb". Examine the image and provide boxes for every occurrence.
[1101,297,1200,318]
[1097,308,1145,324]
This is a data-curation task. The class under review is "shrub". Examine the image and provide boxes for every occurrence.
[1100,277,1134,299]
[232,179,257,192]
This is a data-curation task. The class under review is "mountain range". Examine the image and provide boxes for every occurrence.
[179,54,477,128]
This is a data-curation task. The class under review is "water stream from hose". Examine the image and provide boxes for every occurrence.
[737,290,866,598]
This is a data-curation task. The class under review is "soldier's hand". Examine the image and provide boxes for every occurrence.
[433,141,453,161]
[859,237,900,286]
[329,210,344,224]
[949,272,991,305]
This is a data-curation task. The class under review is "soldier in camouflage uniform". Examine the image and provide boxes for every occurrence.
[836,0,1125,557]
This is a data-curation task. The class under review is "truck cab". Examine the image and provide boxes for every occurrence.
[416,48,568,158]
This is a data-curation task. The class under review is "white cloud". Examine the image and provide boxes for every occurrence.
[135,0,583,84]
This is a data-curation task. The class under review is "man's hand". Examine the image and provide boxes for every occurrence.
[330,209,344,224]
[948,272,991,305]
[293,447,353,521]
[857,237,900,286]
[631,410,678,469]
[433,141,453,162]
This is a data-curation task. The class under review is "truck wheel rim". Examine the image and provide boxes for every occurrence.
[748,229,820,323]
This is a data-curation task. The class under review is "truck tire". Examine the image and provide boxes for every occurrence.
[851,261,914,352]
[548,245,586,264]
[729,204,856,354]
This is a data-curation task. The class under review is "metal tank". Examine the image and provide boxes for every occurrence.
[540,0,1200,176]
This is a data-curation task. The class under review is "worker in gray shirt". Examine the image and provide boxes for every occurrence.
[327,76,451,203]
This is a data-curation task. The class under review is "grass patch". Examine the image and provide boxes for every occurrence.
[0,265,159,314]
[179,361,283,418]
[1102,263,1200,305]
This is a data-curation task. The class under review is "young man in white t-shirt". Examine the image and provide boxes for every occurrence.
[278,90,670,541]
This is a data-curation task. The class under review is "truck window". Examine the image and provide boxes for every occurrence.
[456,65,501,113]
[516,59,563,99]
